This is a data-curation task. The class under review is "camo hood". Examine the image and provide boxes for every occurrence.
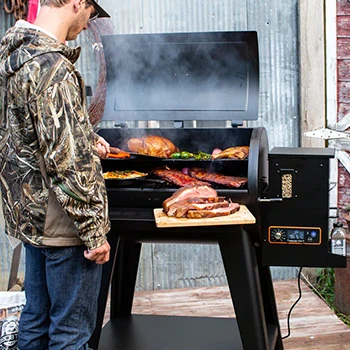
[0,23,110,248]
[0,25,81,78]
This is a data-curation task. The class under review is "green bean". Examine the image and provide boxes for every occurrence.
[180,151,191,159]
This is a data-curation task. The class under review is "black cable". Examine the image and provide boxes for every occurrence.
[282,267,303,340]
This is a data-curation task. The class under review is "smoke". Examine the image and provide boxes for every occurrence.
[99,32,258,156]
[101,32,256,122]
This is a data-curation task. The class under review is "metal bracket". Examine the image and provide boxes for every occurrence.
[115,123,127,128]
[173,121,184,128]
[231,121,243,128]
[303,127,350,140]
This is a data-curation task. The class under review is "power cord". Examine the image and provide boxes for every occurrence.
[282,267,303,339]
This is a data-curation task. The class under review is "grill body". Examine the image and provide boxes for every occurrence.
[89,30,345,350]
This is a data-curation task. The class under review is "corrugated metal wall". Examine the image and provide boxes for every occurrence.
[91,0,300,290]
[0,0,300,291]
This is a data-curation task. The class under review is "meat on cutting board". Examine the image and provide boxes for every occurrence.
[162,185,218,213]
[166,197,230,218]
[162,185,241,219]
[186,202,240,219]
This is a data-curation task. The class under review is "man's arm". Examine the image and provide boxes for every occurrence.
[31,77,110,252]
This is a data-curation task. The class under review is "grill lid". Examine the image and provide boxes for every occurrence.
[100,31,259,124]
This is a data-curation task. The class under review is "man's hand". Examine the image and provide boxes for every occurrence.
[96,136,110,159]
[84,241,110,264]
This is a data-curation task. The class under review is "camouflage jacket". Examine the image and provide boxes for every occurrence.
[0,24,110,249]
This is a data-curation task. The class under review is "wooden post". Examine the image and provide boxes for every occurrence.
[299,0,326,148]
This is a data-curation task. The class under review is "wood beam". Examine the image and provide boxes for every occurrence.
[299,0,326,147]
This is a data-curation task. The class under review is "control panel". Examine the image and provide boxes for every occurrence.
[268,226,321,245]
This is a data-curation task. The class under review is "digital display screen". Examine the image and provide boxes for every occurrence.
[287,230,305,240]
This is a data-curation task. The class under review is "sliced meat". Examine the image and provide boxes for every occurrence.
[162,185,218,213]
[186,202,240,219]
[153,167,210,187]
[188,168,248,188]
[167,197,229,218]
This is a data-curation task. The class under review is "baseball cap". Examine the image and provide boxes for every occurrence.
[88,0,110,18]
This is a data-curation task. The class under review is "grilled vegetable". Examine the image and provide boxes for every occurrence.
[211,148,222,156]
[180,151,192,159]
[170,151,211,160]
[196,151,211,160]
[170,152,181,159]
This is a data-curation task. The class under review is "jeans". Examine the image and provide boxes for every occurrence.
[18,244,102,350]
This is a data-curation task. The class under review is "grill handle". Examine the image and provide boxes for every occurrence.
[257,197,283,203]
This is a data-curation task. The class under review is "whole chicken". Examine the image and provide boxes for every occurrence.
[211,146,250,160]
[127,135,179,158]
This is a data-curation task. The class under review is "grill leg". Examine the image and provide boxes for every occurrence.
[110,239,142,317]
[258,266,284,349]
[219,228,282,350]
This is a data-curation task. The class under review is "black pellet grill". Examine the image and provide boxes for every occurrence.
[89,31,346,350]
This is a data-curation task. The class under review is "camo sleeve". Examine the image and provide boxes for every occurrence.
[30,70,110,249]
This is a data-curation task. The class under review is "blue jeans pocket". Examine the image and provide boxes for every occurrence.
[42,246,74,259]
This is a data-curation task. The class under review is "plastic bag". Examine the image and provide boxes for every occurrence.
[0,292,26,350]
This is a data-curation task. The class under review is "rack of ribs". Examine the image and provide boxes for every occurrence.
[153,167,210,187]
[188,168,248,188]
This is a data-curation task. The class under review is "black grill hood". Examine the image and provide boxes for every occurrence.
[100,31,259,124]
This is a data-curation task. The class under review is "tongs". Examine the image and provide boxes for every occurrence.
[108,147,164,159]
[107,147,131,159]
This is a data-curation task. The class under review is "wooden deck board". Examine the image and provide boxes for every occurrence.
[103,279,350,349]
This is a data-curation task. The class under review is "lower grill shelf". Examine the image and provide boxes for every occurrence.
[99,314,243,350]
[109,208,155,221]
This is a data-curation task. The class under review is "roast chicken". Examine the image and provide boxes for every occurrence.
[211,146,250,160]
[127,135,179,158]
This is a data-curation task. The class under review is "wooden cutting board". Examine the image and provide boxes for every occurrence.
[154,205,256,228]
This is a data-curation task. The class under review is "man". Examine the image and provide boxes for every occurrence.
[0,0,112,348]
